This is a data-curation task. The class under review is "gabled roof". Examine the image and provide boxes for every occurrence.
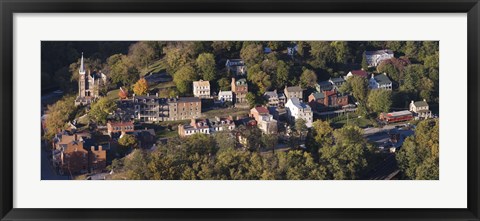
[264,90,278,98]
[288,97,309,110]
[285,86,303,92]
[316,81,334,91]
[175,97,201,103]
[253,106,270,114]
[193,80,210,87]
[373,74,392,85]
[330,77,345,84]
[310,92,325,100]
[349,70,368,78]
[218,90,233,96]
[413,100,429,107]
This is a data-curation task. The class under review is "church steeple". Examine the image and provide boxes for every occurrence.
[79,52,86,75]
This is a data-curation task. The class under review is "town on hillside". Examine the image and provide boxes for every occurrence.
[41,41,439,180]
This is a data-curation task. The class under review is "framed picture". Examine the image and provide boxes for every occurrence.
[1,0,479,220]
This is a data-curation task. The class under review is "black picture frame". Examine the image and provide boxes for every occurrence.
[1,0,479,220]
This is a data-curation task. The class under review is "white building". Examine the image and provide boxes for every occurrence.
[193,80,211,98]
[369,73,393,90]
[409,100,433,119]
[285,97,313,128]
[218,90,233,102]
[365,49,394,67]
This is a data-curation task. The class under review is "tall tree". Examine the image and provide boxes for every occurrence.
[132,77,149,95]
[320,125,372,179]
[196,53,217,81]
[299,69,317,89]
[88,97,117,124]
[240,43,264,66]
[396,119,439,180]
[367,89,392,114]
[173,65,198,94]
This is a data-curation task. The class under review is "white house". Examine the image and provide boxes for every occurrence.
[285,97,313,128]
[369,73,392,90]
[218,90,233,102]
[409,100,433,119]
[365,50,394,67]
[193,80,211,98]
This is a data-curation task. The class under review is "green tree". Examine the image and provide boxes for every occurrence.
[173,65,198,94]
[240,43,264,66]
[331,41,350,63]
[275,60,290,89]
[44,95,77,139]
[118,134,138,149]
[88,97,117,124]
[320,125,372,179]
[299,69,317,89]
[217,77,231,91]
[396,119,439,180]
[361,52,368,70]
[308,41,335,69]
[349,75,368,103]
[106,54,139,87]
[367,89,392,114]
[311,119,334,148]
[196,53,217,81]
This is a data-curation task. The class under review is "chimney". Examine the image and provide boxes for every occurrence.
[411,100,414,104]
[423,99,426,102]
[74,134,78,141]
[147,93,150,97]
[98,146,102,151]
[91,146,95,152]
[371,73,375,78]
[383,72,387,75]
[133,93,135,97]
[361,68,364,71]
[156,93,158,97]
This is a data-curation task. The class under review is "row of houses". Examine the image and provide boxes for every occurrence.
[116,95,201,123]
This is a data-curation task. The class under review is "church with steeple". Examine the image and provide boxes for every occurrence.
[75,53,107,106]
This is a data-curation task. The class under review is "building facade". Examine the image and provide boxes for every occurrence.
[75,53,107,106]
[232,77,249,107]
[365,50,394,67]
[410,100,433,119]
[284,86,304,102]
[193,80,211,98]
[250,106,277,134]
[285,97,313,128]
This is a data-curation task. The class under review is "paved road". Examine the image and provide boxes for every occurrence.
[41,146,70,180]
[363,153,400,180]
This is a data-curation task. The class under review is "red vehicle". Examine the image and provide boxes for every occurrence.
[379,110,413,123]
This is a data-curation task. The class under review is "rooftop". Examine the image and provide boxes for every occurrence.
[310,92,325,100]
[285,86,303,92]
[365,49,394,56]
[193,80,210,87]
[349,70,368,78]
[413,100,429,107]
[373,74,392,85]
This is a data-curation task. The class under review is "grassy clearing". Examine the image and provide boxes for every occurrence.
[202,107,250,119]
[141,58,167,77]
[106,88,120,101]
[329,113,375,128]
